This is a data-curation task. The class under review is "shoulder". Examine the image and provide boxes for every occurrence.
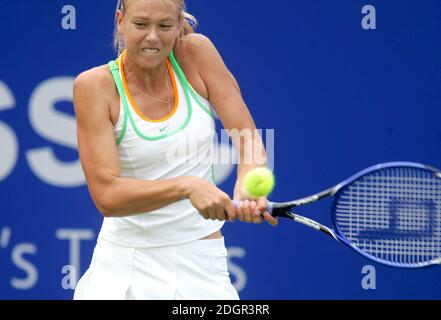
[173,34,221,99]
[174,33,221,68]
[73,64,117,110]
[175,33,215,53]
[74,64,115,94]
[73,64,119,119]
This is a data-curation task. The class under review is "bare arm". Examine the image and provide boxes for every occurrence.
[187,34,277,226]
[73,68,233,219]
[191,35,266,180]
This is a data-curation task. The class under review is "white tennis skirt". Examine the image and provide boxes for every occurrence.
[74,236,239,300]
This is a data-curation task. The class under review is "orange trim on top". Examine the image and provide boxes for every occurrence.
[119,50,179,123]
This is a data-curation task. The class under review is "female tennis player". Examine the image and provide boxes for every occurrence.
[73,0,277,300]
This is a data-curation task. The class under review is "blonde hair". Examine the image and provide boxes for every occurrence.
[113,0,197,56]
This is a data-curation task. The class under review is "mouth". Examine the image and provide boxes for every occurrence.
[142,48,160,55]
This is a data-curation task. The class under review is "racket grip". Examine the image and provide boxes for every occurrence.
[232,200,274,214]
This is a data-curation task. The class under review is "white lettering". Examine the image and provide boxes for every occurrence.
[11,244,38,290]
[27,78,85,187]
[227,246,247,292]
[61,5,77,30]
[56,229,94,287]
[0,81,18,182]
[361,5,377,30]
[361,265,377,290]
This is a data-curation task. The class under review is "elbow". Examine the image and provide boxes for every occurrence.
[96,205,115,218]
[95,200,116,218]
[89,177,121,217]
[93,192,119,218]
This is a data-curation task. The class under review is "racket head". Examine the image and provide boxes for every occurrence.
[331,162,441,268]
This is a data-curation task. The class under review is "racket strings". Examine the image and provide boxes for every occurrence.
[334,167,441,267]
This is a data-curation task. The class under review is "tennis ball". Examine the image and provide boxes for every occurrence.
[243,167,275,198]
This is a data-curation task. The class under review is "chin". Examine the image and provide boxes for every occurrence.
[140,59,162,70]
[140,53,168,67]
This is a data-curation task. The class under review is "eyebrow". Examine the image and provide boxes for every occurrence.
[131,16,175,21]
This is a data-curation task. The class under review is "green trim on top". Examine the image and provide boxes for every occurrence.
[108,61,128,146]
[108,50,216,144]
[168,51,216,120]
[188,84,216,120]
[126,53,193,141]
[108,53,193,142]
[169,52,218,184]
[211,164,217,185]
[125,52,193,141]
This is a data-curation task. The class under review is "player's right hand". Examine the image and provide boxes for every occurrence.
[185,177,237,222]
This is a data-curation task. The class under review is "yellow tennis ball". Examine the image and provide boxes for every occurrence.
[243,167,275,198]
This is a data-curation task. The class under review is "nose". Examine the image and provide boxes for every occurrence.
[145,26,159,43]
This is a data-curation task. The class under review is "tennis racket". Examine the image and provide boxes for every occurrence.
[235,162,441,268]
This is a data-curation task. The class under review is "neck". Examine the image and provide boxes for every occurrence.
[123,53,169,92]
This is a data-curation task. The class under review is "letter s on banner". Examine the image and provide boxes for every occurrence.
[26,77,85,187]
[0,81,18,182]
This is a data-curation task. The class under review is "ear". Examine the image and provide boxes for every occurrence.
[177,13,185,38]
[116,9,124,34]
[179,12,185,28]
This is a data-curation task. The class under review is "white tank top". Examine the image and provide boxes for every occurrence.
[98,50,224,248]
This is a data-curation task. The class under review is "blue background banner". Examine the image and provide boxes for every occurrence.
[1,0,441,299]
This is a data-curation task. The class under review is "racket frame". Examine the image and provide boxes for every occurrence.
[269,162,441,268]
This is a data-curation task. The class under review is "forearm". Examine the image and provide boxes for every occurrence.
[92,176,194,217]
[232,128,268,196]
[238,129,267,173]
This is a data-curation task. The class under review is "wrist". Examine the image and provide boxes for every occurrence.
[233,180,246,199]
[237,164,267,177]
[177,176,199,198]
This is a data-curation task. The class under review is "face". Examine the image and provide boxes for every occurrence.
[117,0,182,68]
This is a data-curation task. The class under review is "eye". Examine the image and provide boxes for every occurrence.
[135,22,147,28]
[160,24,172,30]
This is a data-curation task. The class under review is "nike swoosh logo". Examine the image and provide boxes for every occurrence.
[159,124,169,132]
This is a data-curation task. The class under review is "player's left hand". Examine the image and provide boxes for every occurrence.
[233,187,278,227]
